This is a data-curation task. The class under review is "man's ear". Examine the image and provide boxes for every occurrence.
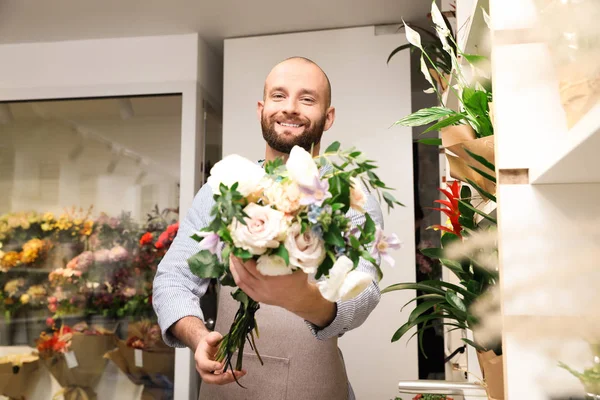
[324,106,336,131]
[257,101,264,121]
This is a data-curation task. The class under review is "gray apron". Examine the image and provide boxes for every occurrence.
[198,284,350,400]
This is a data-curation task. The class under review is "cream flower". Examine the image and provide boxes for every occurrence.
[338,270,373,301]
[286,146,319,188]
[349,177,367,213]
[206,154,266,196]
[317,256,373,302]
[285,223,326,274]
[265,181,302,214]
[230,203,287,255]
[317,256,354,302]
[256,255,293,276]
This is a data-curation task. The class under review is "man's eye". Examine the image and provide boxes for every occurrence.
[302,98,315,103]
[272,94,284,99]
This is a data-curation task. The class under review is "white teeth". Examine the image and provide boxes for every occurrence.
[280,122,301,128]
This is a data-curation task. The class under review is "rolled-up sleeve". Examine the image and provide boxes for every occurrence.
[152,184,213,348]
[305,190,384,340]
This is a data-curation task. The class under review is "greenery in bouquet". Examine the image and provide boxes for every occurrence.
[393,1,493,143]
[188,142,403,376]
[383,179,500,354]
[559,343,600,396]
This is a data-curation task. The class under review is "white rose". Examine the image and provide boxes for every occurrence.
[339,270,373,301]
[349,177,367,213]
[286,146,319,188]
[264,180,302,214]
[285,223,326,274]
[230,203,287,255]
[316,256,353,302]
[256,255,293,276]
[207,154,266,196]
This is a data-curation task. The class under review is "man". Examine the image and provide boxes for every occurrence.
[152,57,384,400]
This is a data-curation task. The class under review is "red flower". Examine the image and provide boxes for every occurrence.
[166,222,179,235]
[430,180,463,238]
[140,232,154,246]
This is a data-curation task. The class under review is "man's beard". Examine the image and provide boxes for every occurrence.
[261,113,326,154]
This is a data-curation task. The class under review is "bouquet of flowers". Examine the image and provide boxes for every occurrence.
[188,142,403,376]
[104,320,175,400]
[36,322,116,400]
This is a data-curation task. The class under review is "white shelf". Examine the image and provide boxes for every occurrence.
[530,103,600,184]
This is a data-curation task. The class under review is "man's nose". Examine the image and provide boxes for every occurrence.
[282,98,299,114]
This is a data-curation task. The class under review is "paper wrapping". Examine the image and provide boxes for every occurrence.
[41,332,116,400]
[477,350,505,400]
[441,125,496,197]
[0,354,40,400]
[104,340,175,400]
[557,55,600,129]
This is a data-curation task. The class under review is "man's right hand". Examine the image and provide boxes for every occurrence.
[195,331,247,385]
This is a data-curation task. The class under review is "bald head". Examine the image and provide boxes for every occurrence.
[263,57,332,108]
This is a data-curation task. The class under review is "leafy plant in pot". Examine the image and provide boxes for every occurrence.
[383,176,503,399]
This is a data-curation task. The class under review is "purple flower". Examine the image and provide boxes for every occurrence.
[197,232,221,255]
[299,176,332,206]
[370,227,402,267]
[77,251,94,272]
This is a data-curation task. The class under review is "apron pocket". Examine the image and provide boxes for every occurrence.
[199,352,290,400]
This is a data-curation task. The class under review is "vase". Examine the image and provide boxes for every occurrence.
[476,349,505,400]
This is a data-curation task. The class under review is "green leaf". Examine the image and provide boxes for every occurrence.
[423,113,467,133]
[462,338,487,352]
[445,290,467,313]
[220,273,236,287]
[463,148,496,172]
[325,141,341,153]
[387,44,412,64]
[233,247,253,261]
[187,250,224,278]
[460,185,472,201]
[468,165,497,184]
[315,255,334,280]
[383,191,405,211]
[458,214,477,231]
[462,54,487,65]
[418,280,477,301]
[324,225,345,248]
[440,258,472,280]
[467,280,481,296]
[441,231,460,248]
[274,244,290,265]
[393,107,457,128]
[382,282,445,297]
[465,178,497,203]
[420,247,443,259]
[458,199,475,219]
[363,213,376,237]
[350,235,361,249]
[400,294,446,312]
[360,250,378,267]
[458,200,497,224]
[409,299,445,322]
[391,313,444,343]
[416,138,443,146]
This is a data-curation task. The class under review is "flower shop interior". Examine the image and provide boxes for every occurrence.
[0,0,598,399]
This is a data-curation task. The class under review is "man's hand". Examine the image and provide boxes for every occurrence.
[194,331,247,385]
[229,255,336,328]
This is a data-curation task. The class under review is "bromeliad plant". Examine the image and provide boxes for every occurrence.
[394,1,493,143]
[383,178,500,355]
[187,142,403,382]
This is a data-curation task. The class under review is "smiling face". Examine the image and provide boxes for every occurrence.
[258,58,335,155]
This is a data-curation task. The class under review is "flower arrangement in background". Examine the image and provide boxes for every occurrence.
[189,142,403,376]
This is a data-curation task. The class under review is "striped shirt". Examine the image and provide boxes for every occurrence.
[153,167,384,400]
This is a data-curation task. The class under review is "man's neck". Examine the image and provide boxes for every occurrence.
[264,143,321,163]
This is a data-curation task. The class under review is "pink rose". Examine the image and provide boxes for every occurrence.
[284,223,326,274]
[230,203,287,255]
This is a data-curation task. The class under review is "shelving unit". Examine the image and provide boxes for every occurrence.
[489,0,600,398]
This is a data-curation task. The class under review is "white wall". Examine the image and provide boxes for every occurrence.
[223,26,418,399]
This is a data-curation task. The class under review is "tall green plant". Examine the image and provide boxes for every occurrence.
[394,1,493,139]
